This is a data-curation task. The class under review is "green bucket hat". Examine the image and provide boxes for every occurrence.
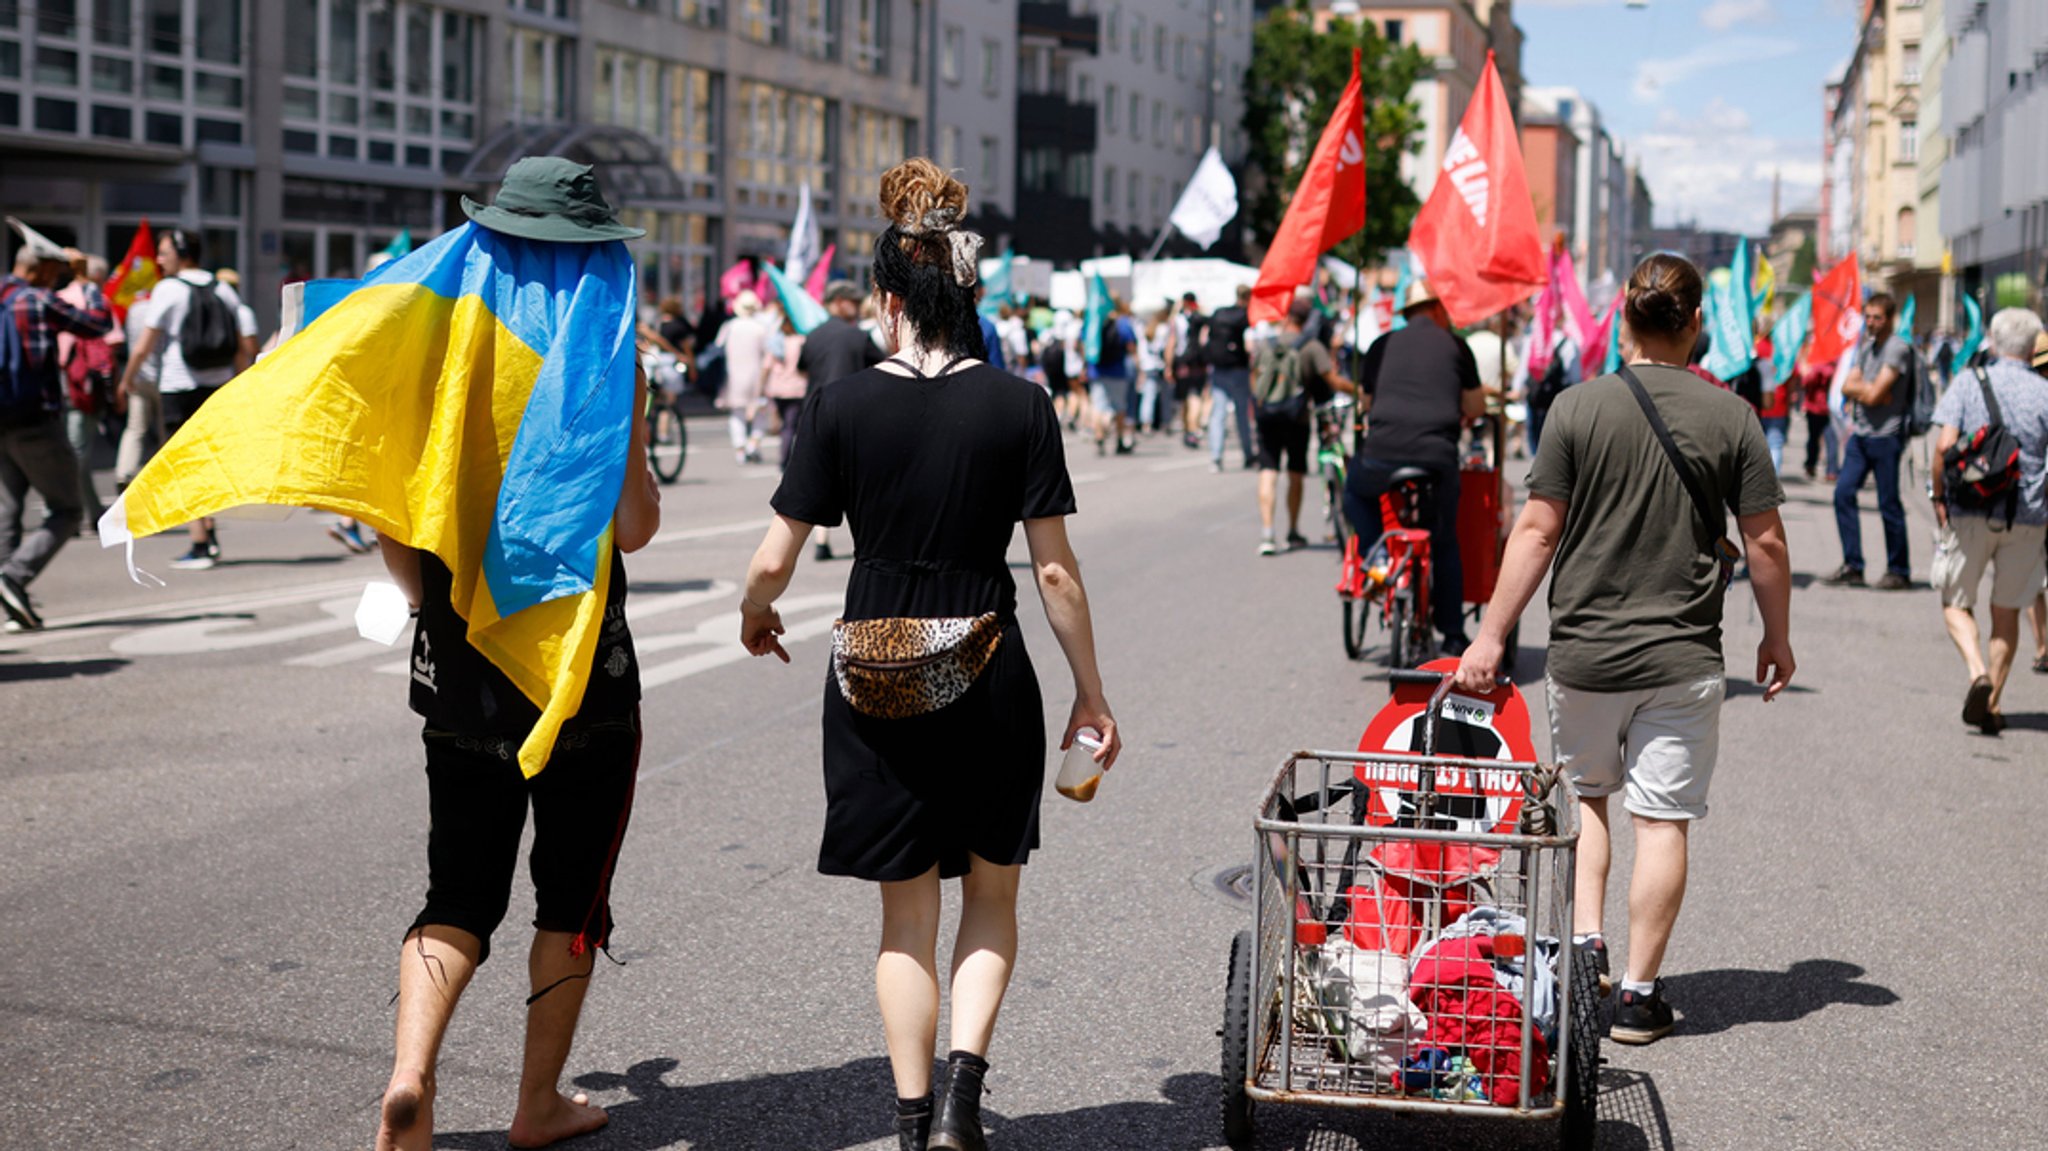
[461,156,646,243]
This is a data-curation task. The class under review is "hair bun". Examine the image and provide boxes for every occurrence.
[880,158,970,235]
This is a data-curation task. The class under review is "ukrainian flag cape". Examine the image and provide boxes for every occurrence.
[100,223,639,778]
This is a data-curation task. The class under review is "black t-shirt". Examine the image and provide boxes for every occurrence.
[409,550,640,735]
[658,316,692,352]
[1357,314,1481,469]
[797,316,886,391]
[771,364,1076,621]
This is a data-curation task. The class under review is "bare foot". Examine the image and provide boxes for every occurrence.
[374,1070,434,1151]
[507,1090,607,1149]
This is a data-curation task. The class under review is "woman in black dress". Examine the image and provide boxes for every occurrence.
[740,159,1122,1151]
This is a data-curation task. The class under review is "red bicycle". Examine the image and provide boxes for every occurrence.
[1338,469,1438,668]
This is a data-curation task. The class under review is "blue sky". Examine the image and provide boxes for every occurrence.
[1515,0,1861,235]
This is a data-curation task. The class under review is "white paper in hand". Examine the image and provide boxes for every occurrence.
[355,581,413,646]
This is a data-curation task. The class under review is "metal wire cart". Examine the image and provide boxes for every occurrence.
[1221,673,1600,1149]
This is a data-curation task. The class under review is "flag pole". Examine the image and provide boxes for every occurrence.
[1143,222,1175,262]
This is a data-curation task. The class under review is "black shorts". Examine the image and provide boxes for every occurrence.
[162,386,221,433]
[1173,370,1208,402]
[1256,411,1312,474]
[408,714,641,964]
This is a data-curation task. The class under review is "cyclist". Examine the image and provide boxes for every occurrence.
[1253,296,1356,555]
[1341,280,1487,653]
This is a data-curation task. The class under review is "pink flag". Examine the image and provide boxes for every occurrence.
[1527,248,1562,379]
[1527,245,1596,379]
[719,259,755,302]
[1555,249,1595,354]
[805,243,836,302]
[1580,295,1621,378]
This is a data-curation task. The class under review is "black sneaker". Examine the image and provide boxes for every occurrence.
[0,573,43,631]
[170,545,217,571]
[1610,980,1675,1045]
[1874,572,1911,591]
[1576,937,1612,998]
[814,542,833,563]
[1284,531,1309,551]
[1822,564,1866,587]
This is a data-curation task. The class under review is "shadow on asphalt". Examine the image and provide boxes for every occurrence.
[1725,677,1818,698]
[1660,959,1899,1037]
[0,656,128,681]
[1990,712,2048,733]
[628,579,717,594]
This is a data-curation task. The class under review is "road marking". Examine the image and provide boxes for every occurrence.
[1147,457,1213,473]
[1070,471,1107,485]
[644,518,767,549]
[112,596,361,656]
[7,577,370,649]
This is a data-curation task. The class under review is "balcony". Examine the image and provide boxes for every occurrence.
[1010,192,1097,264]
[1019,2,1100,54]
[1018,93,1099,152]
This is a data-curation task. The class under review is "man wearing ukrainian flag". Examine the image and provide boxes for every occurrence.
[103,158,662,1150]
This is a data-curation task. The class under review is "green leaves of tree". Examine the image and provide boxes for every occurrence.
[1241,2,1427,267]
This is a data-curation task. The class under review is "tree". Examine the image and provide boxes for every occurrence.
[1241,3,1428,268]
[1787,229,1818,287]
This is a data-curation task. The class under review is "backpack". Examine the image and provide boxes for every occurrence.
[0,282,39,420]
[175,274,240,372]
[1098,316,1129,367]
[1205,305,1249,368]
[1902,346,1936,438]
[1941,368,2025,527]
[1527,352,1569,411]
[1253,338,1309,422]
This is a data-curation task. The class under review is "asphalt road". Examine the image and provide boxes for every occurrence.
[3,416,2043,1151]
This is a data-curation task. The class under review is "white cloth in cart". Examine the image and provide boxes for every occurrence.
[1413,907,1561,1045]
[1308,938,1429,1081]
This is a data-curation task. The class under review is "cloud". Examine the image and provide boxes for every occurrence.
[1701,0,1772,31]
[1631,36,1801,103]
[1628,99,1822,234]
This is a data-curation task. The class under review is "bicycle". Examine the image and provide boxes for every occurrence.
[1337,468,1439,669]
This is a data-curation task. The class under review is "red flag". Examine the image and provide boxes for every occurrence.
[1807,254,1863,367]
[105,218,159,323]
[1250,51,1367,324]
[1406,52,1544,327]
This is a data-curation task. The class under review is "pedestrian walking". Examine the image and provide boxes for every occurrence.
[1169,291,1210,449]
[1340,280,1486,651]
[1254,297,1353,555]
[0,223,113,631]
[797,279,888,562]
[1928,308,2048,734]
[1136,305,1170,434]
[56,252,118,532]
[114,284,165,492]
[1090,297,1137,455]
[1827,292,1914,589]
[1206,284,1257,473]
[1798,359,1838,480]
[740,158,1120,1151]
[363,158,663,1151]
[1453,252,1795,1046]
[714,289,770,464]
[764,312,808,468]
[114,229,256,570]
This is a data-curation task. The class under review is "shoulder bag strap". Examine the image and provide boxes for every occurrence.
[1975,366,2002,428]
[1619,364,1741,576]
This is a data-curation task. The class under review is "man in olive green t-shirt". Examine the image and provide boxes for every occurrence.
[1455,276,1795,1046]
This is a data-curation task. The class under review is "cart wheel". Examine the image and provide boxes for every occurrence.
[1221,930,1256,1149]
[1559,943,1602,1150]
[1342,597,1370,661]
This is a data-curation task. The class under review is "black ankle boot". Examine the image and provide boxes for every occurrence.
[895,1095,932,1151]
[928,1051,989,1151]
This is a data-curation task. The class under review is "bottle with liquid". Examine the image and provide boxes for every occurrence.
[1055,729,1107,802]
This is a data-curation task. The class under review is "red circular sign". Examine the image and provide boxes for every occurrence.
[1355,658,1537,836]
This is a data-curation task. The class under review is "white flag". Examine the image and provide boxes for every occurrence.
[785,185,822,283]
[1168,148,1239,250]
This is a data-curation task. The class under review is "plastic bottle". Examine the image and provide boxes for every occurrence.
[1054,729,1106,802]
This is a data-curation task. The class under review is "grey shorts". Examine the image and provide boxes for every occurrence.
[1547,674,1725,821]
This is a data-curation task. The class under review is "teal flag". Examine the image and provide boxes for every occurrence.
[979,251,1013,319]
[1390,254,1413,331]
[1703,238,1755,380]
[1951,294,1983,374]
[1604,307,1622,374]
[376,229,413,260]
[766,263,829,335]
[1083,272,1110,365]
[1897,294,1916,345]
[1769,292,1812,387]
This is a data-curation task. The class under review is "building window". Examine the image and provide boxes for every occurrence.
[1130,13,1142,60]
[1153,25,1164,71]
[1174,36,1185,79]
[1126,170,1138,219]
[1129,91,1139,137]
[851,0,888,74]
[1897,207,1915,258]
[981,37,998,96]
[676,0,722,25]
[1103,83,1117,132]
[1152,98,1163,145]
[940,25,961,83]
[738,0,784,45]
[844,105,913,255]
[509,26,571,120]
[1106,6,1118,52]
[940,124,960,168]
[1901,42,1919,84]
[909,0,923,84]
[979,135,998,191]
[1384,17,1403,43]
[735,80,833,214]
[1102,164,1116,214]
[793,0,837,61]
[1899,118,1918,163]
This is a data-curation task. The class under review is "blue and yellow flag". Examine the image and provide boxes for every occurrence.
[102,222,638,777]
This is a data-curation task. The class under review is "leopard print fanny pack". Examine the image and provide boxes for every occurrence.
[831,613,1005,719]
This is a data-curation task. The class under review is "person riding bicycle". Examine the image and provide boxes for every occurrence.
[1254,297,1355,555]
[1341,280,1487,653]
